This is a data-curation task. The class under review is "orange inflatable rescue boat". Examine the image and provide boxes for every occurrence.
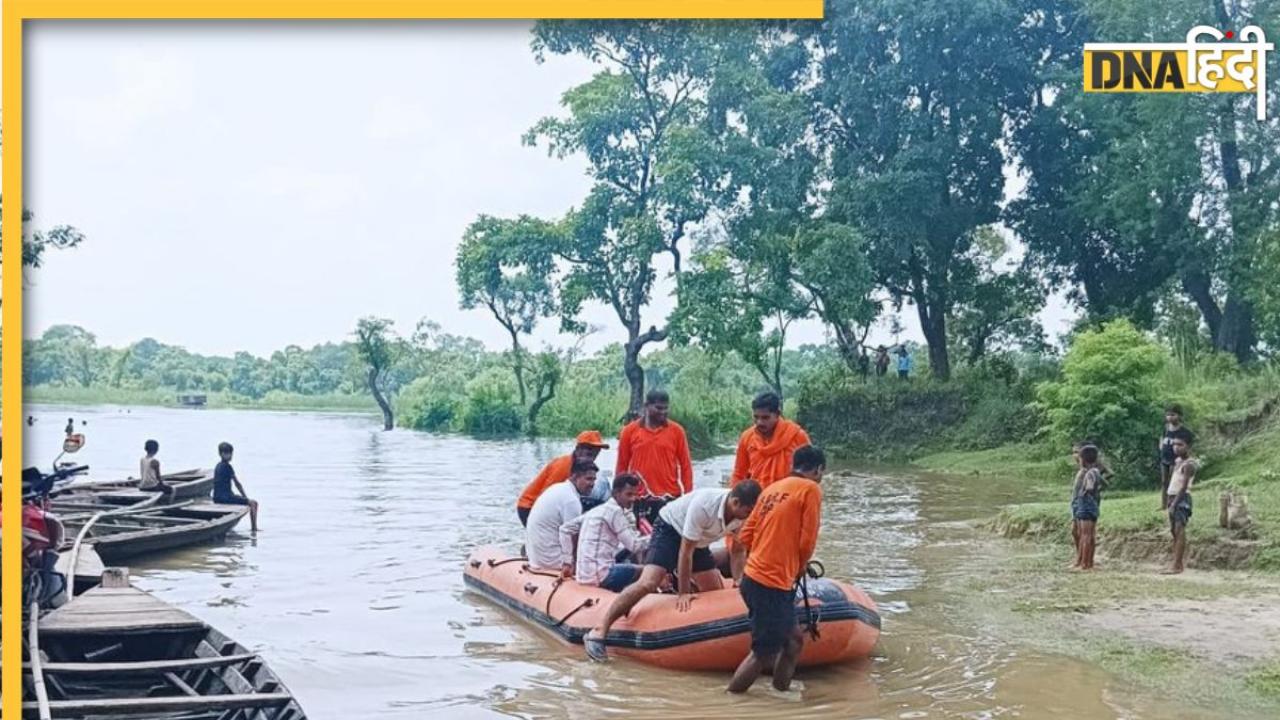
[463,545,880,671]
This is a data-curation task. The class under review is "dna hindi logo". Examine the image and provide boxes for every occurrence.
[1084,26,1274,120]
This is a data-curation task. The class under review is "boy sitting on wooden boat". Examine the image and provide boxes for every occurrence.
[558,472,650,592]
[139,439,174,499]
[212,441,260,532]
[583,480,762,662]
[728,445,826,694]
[525,460,600,574]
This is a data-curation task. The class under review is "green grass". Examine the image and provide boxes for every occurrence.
[1246,662,1280,698]
[25,386,379,414]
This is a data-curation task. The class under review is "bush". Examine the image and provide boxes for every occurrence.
[397,374,465,431]
[1035,319,1168,486]
[460,369,523,436]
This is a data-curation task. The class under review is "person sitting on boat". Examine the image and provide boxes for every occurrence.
[583,480,762,662]
[516,430,611,527]
[525,460,599,575]
[728,445,826,694]
[212,442,260,532]
[616,390,694,525]
[139,439,174,499]
[557,472,650,591]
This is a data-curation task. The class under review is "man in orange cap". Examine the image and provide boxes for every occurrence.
[517,430,611,527]
[731,392,811,491]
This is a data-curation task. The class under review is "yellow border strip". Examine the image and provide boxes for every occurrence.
[0,0,821,715]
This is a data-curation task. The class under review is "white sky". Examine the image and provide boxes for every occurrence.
[21,21,1077,358]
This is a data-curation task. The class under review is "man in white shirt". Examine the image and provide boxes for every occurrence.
[559,473,649,591]
[583,481,762,662]
[525,460,599,574]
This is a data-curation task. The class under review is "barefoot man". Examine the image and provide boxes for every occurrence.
[1165,435,1198,574]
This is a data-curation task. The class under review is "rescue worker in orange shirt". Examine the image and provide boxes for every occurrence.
[516,430,610,527]
[728,444,826,695]
[731,392,811,490]
[616,389,694,525]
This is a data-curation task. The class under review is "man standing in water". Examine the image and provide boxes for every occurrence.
[616,390,694,524]
[583,481,762,661]
[1165,435,1198,574]
[212,442,260,532]
[728,445,826,694]
[516,430,610,527]
[524,460,599,574]
[1158,405,1194,510]
[731,392,811,491]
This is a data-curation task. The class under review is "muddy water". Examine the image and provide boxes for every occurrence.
[26,404,1233,718]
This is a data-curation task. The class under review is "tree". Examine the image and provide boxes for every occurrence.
[948,227,1046,365]
[354,317,401,430]
[455,215,559,406]
[526,350,563,432]
[818,0,1038,380]
[525,21,727,418]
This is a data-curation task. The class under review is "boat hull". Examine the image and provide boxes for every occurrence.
[463,545,880,671]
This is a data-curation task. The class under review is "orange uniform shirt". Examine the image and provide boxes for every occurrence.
[517,454,573,510]
[730,418,811,489]
[615,420,694,498]
[738,475,823,591]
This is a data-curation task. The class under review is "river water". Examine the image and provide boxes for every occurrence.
[24,404,1234,719]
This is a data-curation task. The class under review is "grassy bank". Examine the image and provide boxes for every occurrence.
[25,386,379,414]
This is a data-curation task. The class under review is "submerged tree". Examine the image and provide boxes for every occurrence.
[455,215,559,406]
[354,317,401,431]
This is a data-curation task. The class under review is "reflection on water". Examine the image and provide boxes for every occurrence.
[24,404,1236,718]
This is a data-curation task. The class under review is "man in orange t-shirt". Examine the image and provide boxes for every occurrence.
[728,444,825,695]
[516,430,610,526]
[616,389,694,524]
[731,392,811,490]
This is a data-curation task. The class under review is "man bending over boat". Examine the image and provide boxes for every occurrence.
[616,390,694,524]
[517,430,611,527]
[728,445,825,694]
[525,460,599,574]
[212,442,260,532]
[558,473,649,591]
[583,480,762,662]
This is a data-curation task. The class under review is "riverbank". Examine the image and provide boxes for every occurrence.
[25,386,380,414]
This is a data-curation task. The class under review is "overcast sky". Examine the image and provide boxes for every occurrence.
[22,21,1077,358]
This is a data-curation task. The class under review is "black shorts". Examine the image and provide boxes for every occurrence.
[213,494,250,506]
[740,575,797,657]
[1170,495,1193,527]
[517,506,531,527]
[1071,495,1099,522]
[632,497,670,526]
[646,518,716,573]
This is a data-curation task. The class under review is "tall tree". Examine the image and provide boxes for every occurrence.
[354,317,400,431]
[455,215,559,406]
[525,21,727,418]
[818,0,1036,380]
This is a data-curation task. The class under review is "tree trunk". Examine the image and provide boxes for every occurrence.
[1181,271,1223,340]
[1217,293,1257,364]
[916,300,951,380]
[368,368,393,431]
[507,327,527,407]
[527,380,557,434]
[623,338,645,422]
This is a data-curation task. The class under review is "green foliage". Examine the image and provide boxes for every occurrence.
[1036,320,1167,483]
[460,369,524,436]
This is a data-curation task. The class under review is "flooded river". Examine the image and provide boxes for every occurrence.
[25,404,1238,719]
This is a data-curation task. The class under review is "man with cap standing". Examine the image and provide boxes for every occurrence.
[516,430,611,527]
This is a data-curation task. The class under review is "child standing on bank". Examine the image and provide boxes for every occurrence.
[1070,443,1105,570]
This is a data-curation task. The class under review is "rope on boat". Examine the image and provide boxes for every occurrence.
[486,557,528,569]
[797,560,826,641]
[29,599,52,720]
[552,598,597,628]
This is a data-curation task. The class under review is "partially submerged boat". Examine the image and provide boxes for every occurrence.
[51,500,248,564]
[463,545,881,671]
[25,571,307,719]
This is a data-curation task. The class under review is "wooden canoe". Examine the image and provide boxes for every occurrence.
[25,580,307,719]
[53,502,248,564]
[57,468,216,506]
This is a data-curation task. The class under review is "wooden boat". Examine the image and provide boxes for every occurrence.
[53,545,105,597]
[24,570,307,719]
[463,545,881,671]
[50,501,248,564]
[56,468,215,505]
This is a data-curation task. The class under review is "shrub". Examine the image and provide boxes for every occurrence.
[1035,319,1168,486]
[460,369,523,436]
